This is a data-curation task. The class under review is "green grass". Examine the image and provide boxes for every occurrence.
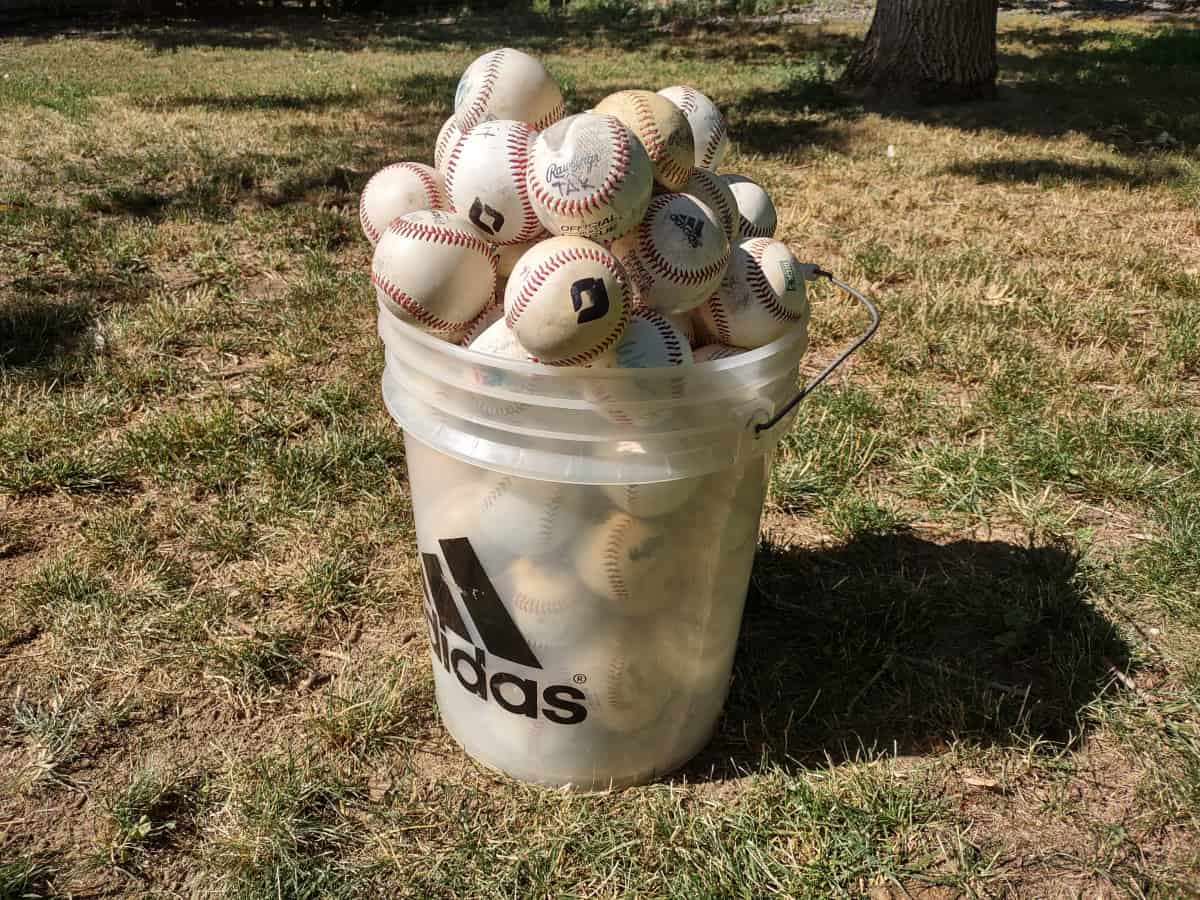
[1,5,1198,896]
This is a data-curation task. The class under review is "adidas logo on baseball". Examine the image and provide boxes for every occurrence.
[669,213,705,248]
[421,538,588,725]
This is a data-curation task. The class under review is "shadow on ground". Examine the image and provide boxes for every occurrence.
[0,297,96,370]
[940,156,1189,188]
[683,532,1128,780]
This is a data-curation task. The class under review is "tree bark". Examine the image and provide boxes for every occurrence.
[841,0,999,104]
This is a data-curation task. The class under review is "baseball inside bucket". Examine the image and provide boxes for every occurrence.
[379,302,809,789]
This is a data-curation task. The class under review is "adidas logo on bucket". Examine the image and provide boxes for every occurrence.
[422,537,588,725]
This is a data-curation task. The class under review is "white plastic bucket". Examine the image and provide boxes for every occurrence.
[379,277,876,789]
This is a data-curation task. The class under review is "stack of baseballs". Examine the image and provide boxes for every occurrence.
[362,47,811,375]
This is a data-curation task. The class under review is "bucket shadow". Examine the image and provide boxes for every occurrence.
[681,531,1129,781]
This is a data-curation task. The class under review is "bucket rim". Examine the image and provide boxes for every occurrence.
[377,300,808,379]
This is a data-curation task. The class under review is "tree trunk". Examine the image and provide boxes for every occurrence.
[841,0,999,104]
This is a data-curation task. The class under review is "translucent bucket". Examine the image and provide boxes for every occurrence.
[379,278,877,790]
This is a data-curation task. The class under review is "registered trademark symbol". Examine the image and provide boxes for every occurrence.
[573,673,586,684]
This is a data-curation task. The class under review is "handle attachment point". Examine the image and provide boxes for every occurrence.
[753,269,881,435]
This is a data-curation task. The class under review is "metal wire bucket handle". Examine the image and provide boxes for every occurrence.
[754,267,881,435]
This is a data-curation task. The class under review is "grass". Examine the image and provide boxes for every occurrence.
[1,4,1198,896]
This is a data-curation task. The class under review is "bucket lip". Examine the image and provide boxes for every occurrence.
[377,300,807,379]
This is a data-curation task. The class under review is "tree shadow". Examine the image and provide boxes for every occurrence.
[896,25,1200,153]
[1003,0,1200,15]
[0,296,96,370]
[682,532,1129,780]
[940,156,1187,188]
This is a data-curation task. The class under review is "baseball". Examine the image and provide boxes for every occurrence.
[478,473,583,559]
[681,167,739,246]
[695,237,809,349]
[445,120,545,246]
[372,210,498,336]
[657,85,729,172]
[434,114,464,174]
[454,47,565,133]
[723,175,777,238]
[527,113,654,244]
[574,510,674,617]
[602,475,701,519]
[468,317,533,361]
[504,236,630,366]
[358,162,446,247]
[608,307,693,369]
[594,89,694,191]
[692,343,745,362]
[585,308,693,427]
[572,625,674,733]
[497,558,600,652]
[611,192,729,315]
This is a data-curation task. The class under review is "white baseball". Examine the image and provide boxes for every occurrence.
[608,307,693,368]
[372,210,498,336]
[434,114,464,174]
[478,473,583,559]
[594,89,695,191]
[602,475,701,519]
[467,317,533,361]
[585,308,692,427]
[695,237,810,349]
[572,625,674,733]
[657,85,730,171]
[723,175,777,238]
[574,510,673,617]
[496,558,600,652]
[445,120,545,246]
[681,167,739,245]
[454,47,565,133]
[504,236,630,366]
[526,112,654,244]
[358,162,446,246]
[611,193,729,315]
[692,343,745,362]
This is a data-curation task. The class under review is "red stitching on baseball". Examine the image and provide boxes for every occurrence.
[631,310,685,366]
[358,187,378,244]
[443,137,464,205]
[631,92,665,163]
[372,270,462,334]
[388,217,499,284]
[460,49,504,132]
[703,117,726,170]
[743,238,803,323]
[602,515,632,606]
[632,92,689,188]
[532,100,565,132]
[529,115,632,219]
[435,120,459,170]
[706,295,733,345]
[690,169,734,239]
[408,163,443,211]
[675,86,698,118]
[635,195,729,288]
[360,163,444,244]
[505,123,544,244]
[507,246,630,366]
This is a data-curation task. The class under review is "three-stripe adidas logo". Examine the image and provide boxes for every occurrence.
[422,537,588,725]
